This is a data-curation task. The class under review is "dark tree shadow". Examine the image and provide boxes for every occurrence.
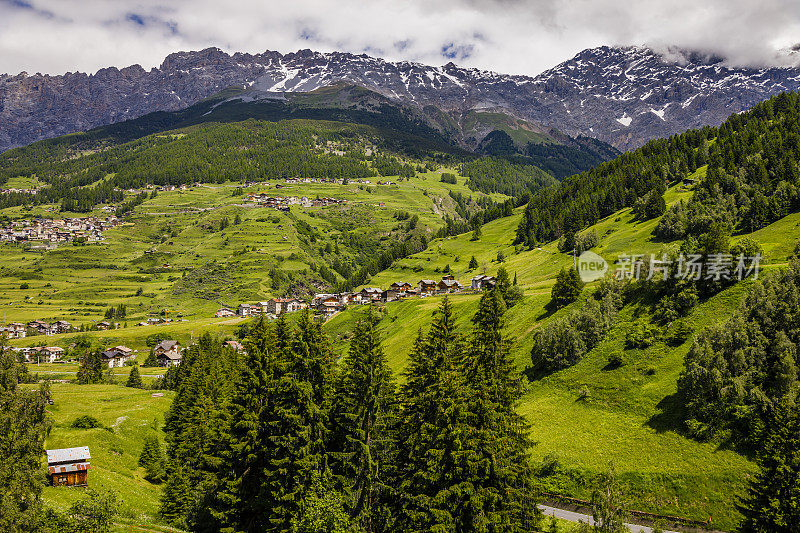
[646,393,686,434]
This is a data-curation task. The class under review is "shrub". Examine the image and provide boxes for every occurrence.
[71,415,103,429]
[607,353,624,369]
[625,319,662,349]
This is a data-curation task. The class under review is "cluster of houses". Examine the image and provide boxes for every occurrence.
[246,192,347,211]
[219,274,499,321]
[9,345,65,363]
[310,274,497,318]
[1,320,74,339]
[0,216,122,245]
[0,186,41,195]
[218,298,310,319]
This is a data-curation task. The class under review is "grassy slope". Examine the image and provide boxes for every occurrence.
[0,169,487,331]
[326,182,774,529]
[8,174,796,529]
[39,384,175,529]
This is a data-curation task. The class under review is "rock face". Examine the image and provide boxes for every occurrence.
[3,45,800,152]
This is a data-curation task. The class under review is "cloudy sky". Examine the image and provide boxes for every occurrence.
[2,0,800,76]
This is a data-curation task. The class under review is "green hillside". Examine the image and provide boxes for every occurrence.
[5,91,800,532]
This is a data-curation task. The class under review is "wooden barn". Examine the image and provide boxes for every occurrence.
[46,446,91,487]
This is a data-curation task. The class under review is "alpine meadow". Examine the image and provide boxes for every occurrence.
[4,8,800,533]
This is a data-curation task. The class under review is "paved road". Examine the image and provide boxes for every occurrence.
[538,505,680,533]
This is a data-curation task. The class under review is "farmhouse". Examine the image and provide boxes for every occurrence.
[266,298,308,315]
[50,320,73,334]
[389,282,413,296]
[101,346,135,368]
[215,308,235,318]
[417,279,437,295]
[39,346,64,363]
[154,340,182,367]
[471,274,496,291]
[237,303,255,317]
[27,320,52,335]
[46,447,91,487]
[360,287,383,302]
[0,322,26,339]
[437,275,463,293]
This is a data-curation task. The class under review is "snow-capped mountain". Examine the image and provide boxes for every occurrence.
[2,45,800,152]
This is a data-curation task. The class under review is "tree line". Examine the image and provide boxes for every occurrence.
[157,291,539,533]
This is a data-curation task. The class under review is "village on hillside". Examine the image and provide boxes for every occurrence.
[0,216,122,245]
[221,273,498,321]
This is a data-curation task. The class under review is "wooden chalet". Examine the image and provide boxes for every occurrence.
[46,446,91,487]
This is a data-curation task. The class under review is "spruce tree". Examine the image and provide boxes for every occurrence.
[139,434,166,483]
[455,288,540,532]
[126,364,143,388]
[739,401,800,532]
[76,350,104,384]
[469,256,479,270]
[394,297,467,531]
[329,312,397,532]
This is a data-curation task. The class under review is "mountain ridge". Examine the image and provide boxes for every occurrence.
[4,45,800,152]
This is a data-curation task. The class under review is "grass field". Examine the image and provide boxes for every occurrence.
[0,169,493,331]
[6,175,795,530]
[40,384,175,530]
[326,181,785,530]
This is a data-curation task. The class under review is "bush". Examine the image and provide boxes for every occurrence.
[440,172,457,184]
[607,353,624,369]
[666,320,694,346]
[625,319,662,349]
[71,415,103,429]
[550,267,583,308]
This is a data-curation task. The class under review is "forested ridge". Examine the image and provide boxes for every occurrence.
[516,91,800,247]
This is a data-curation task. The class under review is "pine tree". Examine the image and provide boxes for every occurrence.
[126,364,143,388]
[76,351,104,384]
[469,256,479,270]
[329,312,397,532]
[739,401,800,532]
[455,288,540,531]
[211,311,334,533]
[139,434,166,483]
[393,297,467,531]
[143,350,157,367]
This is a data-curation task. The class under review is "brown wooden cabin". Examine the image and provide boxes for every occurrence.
[46,446,91,487]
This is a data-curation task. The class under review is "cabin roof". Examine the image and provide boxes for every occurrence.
[46,446,90,465]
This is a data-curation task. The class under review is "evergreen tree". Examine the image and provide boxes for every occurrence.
[76,351,104,384]
[329,312,397,532]
[739,401,800,532]
[393,297,466,531]
[139,434,166,483]
[0,348,50,532]
[126,364,143,389]
[210,311,334,533]
[456,288,540,531]
[143,350,158,367]
[550,267,583,308]
[469,256,479,270]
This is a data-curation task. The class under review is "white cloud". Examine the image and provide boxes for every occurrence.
[1,0,799,76]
